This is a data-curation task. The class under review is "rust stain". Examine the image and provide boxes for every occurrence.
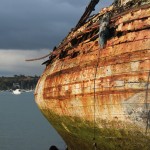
[34,2,150,147]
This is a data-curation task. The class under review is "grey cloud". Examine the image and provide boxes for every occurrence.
[0,0,114,76]
[54,0,89,7]
[0,0,114,50]
[0,49,50,76]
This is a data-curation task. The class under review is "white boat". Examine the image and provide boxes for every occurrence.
[12,89,21,95]
[25,89,34,93]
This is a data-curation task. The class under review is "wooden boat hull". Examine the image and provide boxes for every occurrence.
[35,2,150,150]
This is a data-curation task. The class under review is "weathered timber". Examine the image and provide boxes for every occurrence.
[35,1,150,149]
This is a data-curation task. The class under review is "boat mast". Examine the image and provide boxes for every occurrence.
[75,0,100,30]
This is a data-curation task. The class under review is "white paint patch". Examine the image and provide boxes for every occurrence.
[121,0,132,5]
[105,66,112,76]
[114,80,125,87]
[131,61,139,72]
[64,85,69,91]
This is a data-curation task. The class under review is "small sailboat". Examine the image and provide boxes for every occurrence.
[12,89,21,95]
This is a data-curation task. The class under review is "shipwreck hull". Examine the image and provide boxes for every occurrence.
[35,2,150,150]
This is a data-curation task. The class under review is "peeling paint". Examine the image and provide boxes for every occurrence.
[35,1,150,149]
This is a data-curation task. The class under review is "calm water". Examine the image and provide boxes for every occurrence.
[0,91,65,150]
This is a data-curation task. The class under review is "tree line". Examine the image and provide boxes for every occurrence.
[0,75,39,90]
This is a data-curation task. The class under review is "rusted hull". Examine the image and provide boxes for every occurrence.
[35,2,150,150]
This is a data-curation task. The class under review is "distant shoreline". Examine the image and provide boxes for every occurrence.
[0,75,39,91]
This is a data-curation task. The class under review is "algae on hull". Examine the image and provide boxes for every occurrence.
[41,109,150,150]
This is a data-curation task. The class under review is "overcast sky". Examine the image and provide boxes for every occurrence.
[0,0,114,76]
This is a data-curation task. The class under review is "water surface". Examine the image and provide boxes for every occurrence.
[0,91,65,150]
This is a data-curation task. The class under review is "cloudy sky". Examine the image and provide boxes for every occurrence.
[0,0,114,76]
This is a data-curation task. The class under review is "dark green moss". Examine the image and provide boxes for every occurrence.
[41,109,150,150]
